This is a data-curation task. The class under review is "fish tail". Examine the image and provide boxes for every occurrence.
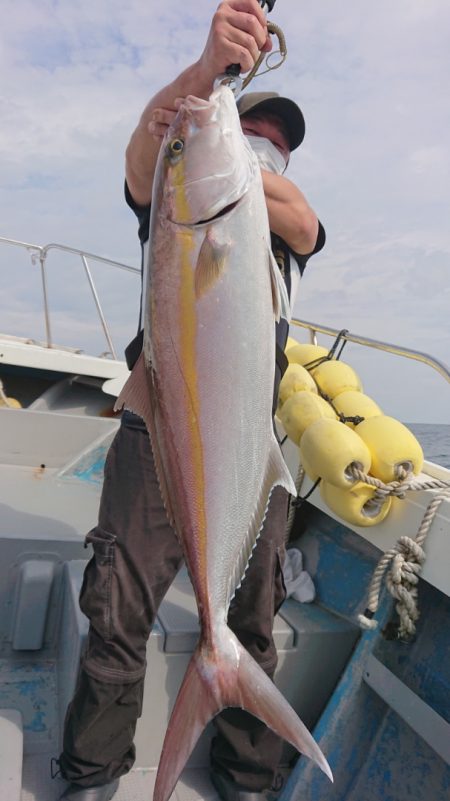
[153,643,219,801]
[153,631,332,801]
[229,635,333,781]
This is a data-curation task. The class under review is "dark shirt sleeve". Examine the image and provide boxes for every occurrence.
[125,181,151,246]
[290,220,326,277]
[123,181,151,369]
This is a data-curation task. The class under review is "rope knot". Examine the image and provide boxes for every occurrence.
[396,535,426,566]
[357,489,449,640]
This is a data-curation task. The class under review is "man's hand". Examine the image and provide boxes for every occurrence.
[148,100,182,140]
[126,0,272,205]
[146,1,272,141]
[199,0,271,82]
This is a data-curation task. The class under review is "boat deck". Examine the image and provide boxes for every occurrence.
[24,755,216,801]
[0,342,449,800]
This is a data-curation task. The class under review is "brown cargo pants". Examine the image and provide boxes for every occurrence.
[58,412,289,791]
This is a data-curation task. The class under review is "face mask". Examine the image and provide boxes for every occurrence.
[245,135,288,175]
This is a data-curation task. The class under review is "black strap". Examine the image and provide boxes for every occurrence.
[125,329,144,370]
[275,340,288,377]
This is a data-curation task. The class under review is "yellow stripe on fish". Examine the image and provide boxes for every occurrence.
[173,158,208,587]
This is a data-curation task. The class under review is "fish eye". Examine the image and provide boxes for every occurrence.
[168,138,184,155]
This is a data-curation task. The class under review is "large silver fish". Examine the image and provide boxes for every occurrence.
[116,84,332,801]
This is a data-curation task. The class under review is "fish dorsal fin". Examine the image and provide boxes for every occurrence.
[227,435,297,607]
[114,351,177,531]
[195,231,229,299]
[268,248,291,323]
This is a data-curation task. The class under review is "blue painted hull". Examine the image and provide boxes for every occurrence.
[283,504,450,801]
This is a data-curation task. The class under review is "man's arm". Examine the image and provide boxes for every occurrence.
[126,0,271,207]
[261,170,319,255]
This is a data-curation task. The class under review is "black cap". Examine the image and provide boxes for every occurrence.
[236,91,305,151]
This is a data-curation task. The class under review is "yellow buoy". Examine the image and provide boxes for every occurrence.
[320,481,392,527]
[285,335,301,352]
[355,415,424,482]
[285,343,329,368]
[299,417,371,488]
[0,396,22,409]
[311,360,362,399]
[332,390,382,428]
[279,391,337,445]
[277,363,317,410]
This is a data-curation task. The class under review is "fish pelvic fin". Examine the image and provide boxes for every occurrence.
[269,248,291,323]
[195,230,230,299]
[153,630,332,801]
[229,435,297,606]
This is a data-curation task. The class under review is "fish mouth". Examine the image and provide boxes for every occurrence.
[170,198,241,228]
[197,199,239,225]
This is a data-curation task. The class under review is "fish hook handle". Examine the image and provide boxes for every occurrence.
[241,21,286,90]
[215,0,278,94]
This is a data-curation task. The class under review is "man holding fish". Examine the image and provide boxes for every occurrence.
[57,2,327,801]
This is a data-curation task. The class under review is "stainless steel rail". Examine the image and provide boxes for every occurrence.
[291,318,450,385]
[2,235,448,384]
[0,236,140,359]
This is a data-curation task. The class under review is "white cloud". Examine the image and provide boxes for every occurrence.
[0,0,449,422]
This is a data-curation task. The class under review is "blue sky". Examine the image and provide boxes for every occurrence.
[1,0,449,422]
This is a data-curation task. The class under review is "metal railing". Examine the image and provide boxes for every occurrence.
[291,318,450,385]
[1,235,448,385]
[0,236,140,360]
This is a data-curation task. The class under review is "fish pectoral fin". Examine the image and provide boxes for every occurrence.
[269,248,291,323]
[195,232,229,298]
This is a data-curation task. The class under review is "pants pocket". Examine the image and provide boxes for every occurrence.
[79,526,117,641]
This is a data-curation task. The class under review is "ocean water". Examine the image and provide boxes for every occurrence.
[407,423,450,470]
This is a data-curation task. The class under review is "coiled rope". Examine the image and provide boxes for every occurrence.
[350,466,450,639]
[285,457,450,638]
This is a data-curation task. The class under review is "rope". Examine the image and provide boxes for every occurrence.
[358,484,450,640]
[350,465,450,506]
[285,464,306,538]
[280,328,449,639]
[292,477,321,508]
[282,450,450,637]
[300,329,350,374]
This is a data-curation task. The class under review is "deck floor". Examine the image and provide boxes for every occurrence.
[23,758,217,801]
[0,658,218,801]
